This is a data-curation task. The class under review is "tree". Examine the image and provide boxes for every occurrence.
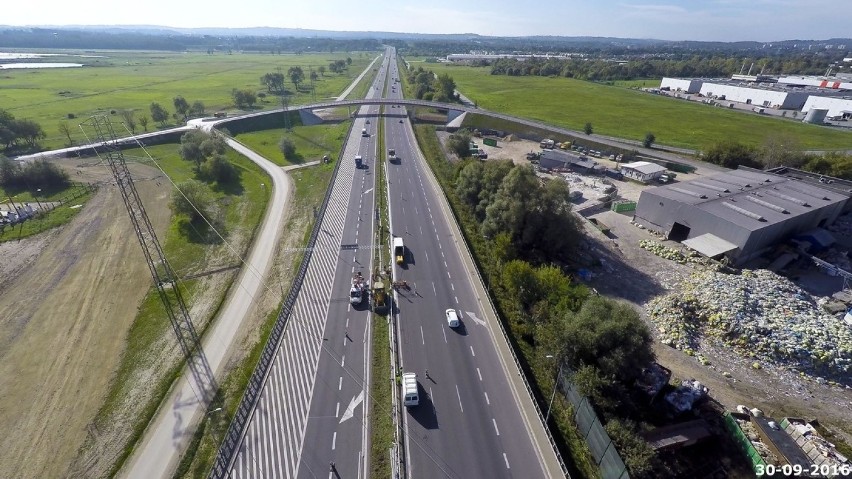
[14,119,46,147]
[318,65,326,77]
[279,137,297,160]
[287,66,305,89]
[346,57,352,65]
[150,102,169,127]
[58,121,74,146]
[0,109,17,149]
[173,96,190,122]
[584,122,593,135]
[436,73,456,100]
[138,115,149,132]
[261,72,285,93]
[643,132,656,148]
[179,129,208,171]
[605,418,656,477]
[758,134,805,168]
[0,156,21,185]
[310,70,319,82]
[231,89,257,109]
[190,101,205,117]
[121,110,136,134]
[201,153,238,184]
[446,130,472,158]
[170,179,215,223]
[540,296,654,386]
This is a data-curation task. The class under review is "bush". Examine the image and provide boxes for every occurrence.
[605,418,656,478]
[278,137,297,160]
[67,113,76,119]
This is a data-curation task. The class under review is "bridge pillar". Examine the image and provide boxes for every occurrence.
[298,108,325,126]
[446,110,466,129]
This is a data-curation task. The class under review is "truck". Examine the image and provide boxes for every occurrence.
[362,128,369,137]
[402,373,419,407]
[350,272,367,305]
[393,237,405,265]
[388,148,398,163]
[354,155,363,169]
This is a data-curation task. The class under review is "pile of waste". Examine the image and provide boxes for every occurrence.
[665,379,709,413]
[647,269,852,380]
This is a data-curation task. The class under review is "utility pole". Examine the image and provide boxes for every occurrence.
[84,115,217,402]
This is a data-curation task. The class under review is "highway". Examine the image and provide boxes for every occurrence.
[383,51,555,478]
[228,48,391,479]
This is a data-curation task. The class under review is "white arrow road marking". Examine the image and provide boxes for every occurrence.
[363,187,374,194]
[340,390,365,424]
[466,311,487,327]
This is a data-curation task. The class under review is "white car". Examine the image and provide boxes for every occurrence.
[445,309,460,328]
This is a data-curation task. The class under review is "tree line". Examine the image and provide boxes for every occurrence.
[0,156,70,192]
[486,54,836,81]
[702,138,852,179]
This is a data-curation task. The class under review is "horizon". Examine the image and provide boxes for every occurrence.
[4,0,852,43]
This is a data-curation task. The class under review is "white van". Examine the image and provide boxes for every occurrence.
[445,309,460,328]
[402,373,419,407]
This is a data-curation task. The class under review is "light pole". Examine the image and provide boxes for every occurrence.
[544,354,564,424]
[35,188,43,210]
[206,407,223,447]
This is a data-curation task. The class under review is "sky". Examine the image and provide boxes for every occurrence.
[4,0,852,43]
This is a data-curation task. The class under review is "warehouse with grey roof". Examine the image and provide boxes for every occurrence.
[633,169,851,264]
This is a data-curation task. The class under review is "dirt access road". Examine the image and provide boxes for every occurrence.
[0,161,170,479]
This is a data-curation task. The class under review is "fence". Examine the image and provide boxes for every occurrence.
[207,120,354,479]
[723,413,766,475]
[559,370,630,479]
[1,182,97,227]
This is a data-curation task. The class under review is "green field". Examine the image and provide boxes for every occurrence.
[425,63,852,151]
[235,121,352,166]
[0,50,374,150]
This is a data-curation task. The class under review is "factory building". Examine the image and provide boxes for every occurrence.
[660,78,704,93]
[801,96,852,119]
[633,169,850,264]
[539,149,598,173]
[698,82,809,110]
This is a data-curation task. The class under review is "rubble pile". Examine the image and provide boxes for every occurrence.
[825,213,852,237]
[639,239,703,264]
[647,269,852,380]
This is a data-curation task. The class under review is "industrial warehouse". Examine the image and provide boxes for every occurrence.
[633,168,852,264]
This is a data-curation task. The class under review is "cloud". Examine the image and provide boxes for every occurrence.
[619,3,688,14]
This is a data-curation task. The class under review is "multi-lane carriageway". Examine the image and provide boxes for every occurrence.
[226,48,558,479]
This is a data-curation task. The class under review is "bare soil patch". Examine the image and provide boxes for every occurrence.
[0,160,171,479]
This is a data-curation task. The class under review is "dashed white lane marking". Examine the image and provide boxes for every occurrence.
[420,326,425,345]
[455,296,459,304]
[335,402,340,418]
[470,346,475,357]
[338,376,343,391]
[493,418,500,436]
[341,355,345,368]
[450,283,454,291]
[432,282,436,295]
[485,392,490,405]
[456,385,464,413]
[425,251,429,262]
[477,368,482,381]
[503,453,510,469]
[332,431,337,450]
[442,326,447,343]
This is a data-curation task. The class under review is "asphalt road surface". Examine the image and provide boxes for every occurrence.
[228,48,391,479]
[383,53,552,479]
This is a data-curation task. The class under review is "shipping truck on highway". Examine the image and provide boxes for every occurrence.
[350,272,367,305]
[362,128,369,137]
[402,373,419,406]
[388,148,398,163]
[393,237,405,265]
[354,155,363,169]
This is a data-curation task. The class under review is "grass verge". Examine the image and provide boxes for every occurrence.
[412,124,600,479]
[235,121,352,167]
[369,107,394,479]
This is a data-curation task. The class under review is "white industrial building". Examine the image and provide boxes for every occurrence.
[620,161,667,183]
[660,78,703,93]
[777,76,852,90]
[801,96,852,119]
[698,82,809,110]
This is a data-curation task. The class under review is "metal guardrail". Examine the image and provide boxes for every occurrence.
[415,139,571,477]
[208,120,356,479]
